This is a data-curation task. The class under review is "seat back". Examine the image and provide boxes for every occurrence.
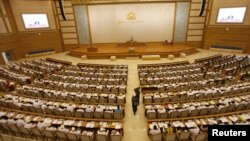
[154,98,162,103]
[147,112,157,119]
[54,109,63,116]
[108,98,116,104]
[144,98,152,104]
[169,111,179,118]
[104,112,113,119]
[219,106,228,113]
[44,108,53,115]
[44,130,54,138]
[75,111,83,118]
[179,132,190,140]
[7,124,19,133]
[165,133,176,141]
[117,98,125,104]
[195,133,207,141]
[114,112,123,119]
[151,133,162,141]
[190,109,199,116]
[209,107,218,115]
[67,133,79,141]
[180,110,189,117]
[199,108,208,116]
[99,98,107,103]
[64,110,73,117]
[94,112,103,118]
[57,131,67,139]
[110,134,122,141]
[81,135,94,141]
[32,127,43,137]
[158,112,168,119]
[96,134,108,141]
[235,104,245,111]
[84,112,93,118]
[227,105,235,112]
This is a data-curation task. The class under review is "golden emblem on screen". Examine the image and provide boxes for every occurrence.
[127,12,136,20]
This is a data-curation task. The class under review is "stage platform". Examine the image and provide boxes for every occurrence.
[67,43,198,59]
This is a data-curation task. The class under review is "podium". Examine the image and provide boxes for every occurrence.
[87,47,97,52]
[128,47,135,53]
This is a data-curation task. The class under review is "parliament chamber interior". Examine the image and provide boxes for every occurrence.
[0,0,250,141]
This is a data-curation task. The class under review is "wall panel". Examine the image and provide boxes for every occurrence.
[74,5,90,44]
[174,2,190,43]
[204,26,250,53]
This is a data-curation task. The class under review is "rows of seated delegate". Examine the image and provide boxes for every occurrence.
[0,93,124,120]
[10,60,63,77]
[139,65,227,92]
[140,55,250,103]
[139,55,245,88]
[141,55,250,141]
[49,65,127,88]
[16,85,126,104]
[0,59,65,86]
[145,84,250,119]
[147,111,250,141]
[143,81,250,104]
[0,66,32,85]
[14,61,128,104]
[31,78,126,94]
[0,109,123,141]
[0,59,127,141]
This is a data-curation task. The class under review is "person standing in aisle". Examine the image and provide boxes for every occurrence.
[132,95,138,115]
[134,87,140,105]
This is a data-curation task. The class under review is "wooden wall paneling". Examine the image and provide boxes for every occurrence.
[0,17,7,33]
[61,27,77,33]
[204,26,250,53]
[14,30,63,59]
[188,30,203,35]
[0,34,19,51]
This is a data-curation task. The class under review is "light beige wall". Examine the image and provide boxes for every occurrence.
[209,0,250,25]
[88,3,175,43]
[9,0,57,31]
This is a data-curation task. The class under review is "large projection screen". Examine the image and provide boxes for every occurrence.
[88,3,175,43]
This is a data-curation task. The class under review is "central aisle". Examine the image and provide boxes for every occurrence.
[123,63,150,141]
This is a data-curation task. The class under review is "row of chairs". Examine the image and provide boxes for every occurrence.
[33,79,127,94]
[143,83,250,104]
[146,103,250,119]
[150,132,207,141]
[17,86,125,104]
[0,96,124,119]
[49,74,127,85]
[141,77,235,93]
[140,73,220,85]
